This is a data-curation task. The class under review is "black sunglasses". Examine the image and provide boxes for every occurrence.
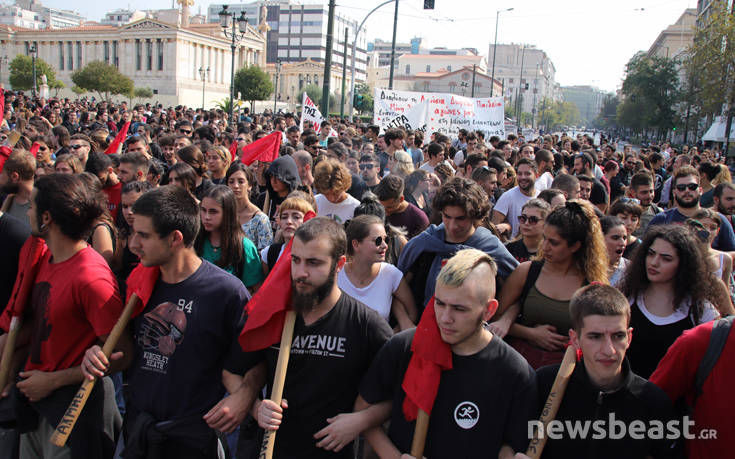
[518,215,543,225]
[70,144,88,150]
[179,129,192,134]
[359,164,375,170]
[675,183,698,192]
[373,236,390,247]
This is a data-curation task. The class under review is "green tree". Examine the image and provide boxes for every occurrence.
[234,65,273,110]
[353,83,373,114]
[9,54,58,91]
[72,61,134,102]
[536,99,580,130]
[593,94,619,129]
[617,52,680,138]
[134,87,153,99]
[304,84,322,106]
[71,85,86,96]
[214,97,242,114]
[50,80,65,97]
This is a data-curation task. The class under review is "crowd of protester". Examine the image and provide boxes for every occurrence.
[0,90,733,459]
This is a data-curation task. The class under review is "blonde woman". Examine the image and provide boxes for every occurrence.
[206,145,231,184]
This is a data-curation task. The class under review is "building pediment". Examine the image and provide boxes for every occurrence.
[121,19,176,31]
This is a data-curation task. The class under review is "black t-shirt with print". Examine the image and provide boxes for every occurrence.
[505,239,536,263]
[128,260,249,423]
[360,329,537,458]
[238,292,392,459]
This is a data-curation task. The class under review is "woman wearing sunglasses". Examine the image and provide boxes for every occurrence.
[686,209,734,300]
[504,198,550,263]
[339,214,416,330]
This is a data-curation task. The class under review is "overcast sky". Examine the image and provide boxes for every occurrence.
[42,0,696,92]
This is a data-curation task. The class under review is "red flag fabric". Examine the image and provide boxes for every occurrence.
[229,140,239,162]
[239,131,281,166]
[0,90,5,128]
[1,237,47,329]
[105,121,131,155]
[401,296,453,421]
[239,210,316,352]
[29,142,40,158]
[125,264,160,317]
[0,145,11,173]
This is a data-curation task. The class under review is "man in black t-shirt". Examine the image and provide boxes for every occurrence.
[240,217,392,459]
[359,249,537,458]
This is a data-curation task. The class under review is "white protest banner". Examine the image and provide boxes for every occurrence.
[373,88,505,140]
[383,101,429,134]
[300,93,338,137]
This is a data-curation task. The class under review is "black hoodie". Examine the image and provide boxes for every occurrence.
[257,155,302,228]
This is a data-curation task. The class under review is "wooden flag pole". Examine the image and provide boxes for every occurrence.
[259,310,297,459]
[526,345,577,459]
[410,409,430,458]
[49,293,140,447]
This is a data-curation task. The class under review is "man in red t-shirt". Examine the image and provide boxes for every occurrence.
[0,174,130,458]
[650,319,735,459]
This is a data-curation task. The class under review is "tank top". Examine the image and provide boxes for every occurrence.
[627,300,696,379]
[519,285,573,336]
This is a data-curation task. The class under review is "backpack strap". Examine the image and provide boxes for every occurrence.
[692,316,734,407]
[267,242,284,271]
[518,260,544,320]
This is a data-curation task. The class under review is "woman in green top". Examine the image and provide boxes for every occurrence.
[491,200,609,368]
[195,185,264,294]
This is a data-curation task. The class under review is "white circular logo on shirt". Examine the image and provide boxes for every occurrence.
[453,401,479,429]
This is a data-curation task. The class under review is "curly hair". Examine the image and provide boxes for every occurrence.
[537,199,609,283]
[313,158,352,194]
[619,224,712,321]
[432,177,490,222]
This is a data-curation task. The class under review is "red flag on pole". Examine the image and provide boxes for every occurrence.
[125,264,160,317]
[401,296,453,421]
[239,131,281,166]
[0,145,11,173]
[29,142,40,158]
[229,140,239,162]
[105,121,131,155]
[239,211,316,351]
[1,237,47,328]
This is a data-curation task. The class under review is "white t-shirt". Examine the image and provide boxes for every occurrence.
[314,193,360,224]
[632,293,719,325]
[337,263,403,320]
[535,171,554,192]
[493,186,538,238]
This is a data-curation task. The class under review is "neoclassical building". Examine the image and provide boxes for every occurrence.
[0,16,267,107]
[265,58,353,110]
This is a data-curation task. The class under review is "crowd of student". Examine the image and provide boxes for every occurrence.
[0,91,733,459]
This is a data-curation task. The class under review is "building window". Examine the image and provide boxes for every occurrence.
[146,40,152,70]
[426,65,430,72]
[112,41,118,67]
[59,41,64,70]
[104,41,109,63]
[67,42,73,70]
[405,64,410,74]
[76,41,82,69]
[24,42,29,55]
[157,39,163,71]
[135,39,142,70]
[447,65,451,72]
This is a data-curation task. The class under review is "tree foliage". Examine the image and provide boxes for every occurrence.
[134,87,153,99]
[71,61,134,102]
[9,55,58,91]
[353,82,373,114]
[617,52,680,135]
[234,65,273,110]
[593,94,619,129]
[536,98,581,130]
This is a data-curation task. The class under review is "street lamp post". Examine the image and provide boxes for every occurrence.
[29,44,37,98]
[219,5,248,125]
[199,66,210,110]
[490,7,513,97]
[274,59,281,113]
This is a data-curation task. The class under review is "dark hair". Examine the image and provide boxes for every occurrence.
[464,153,487,171]
[384,128,405,143]
[535,148,553,164]
[405,169,429,194]
[132,184,200,246]
[120,151,150,174]
[195,185,245,271]
[427,142,444,158]
[353,192,386,221]
[225,162,255,188]
[630,171,653,190]
[432,177,489,221]
[122,180,153,195]
[538,188,564,205]
[375,174,404,201]
[294,216,347,262]
[570,283,631,331]
[516,157,537,172]
[609,199,643,218]
[619,224,711,319]
[177,145,207,176]
[600,215,626,234]
[167,162,198,195]
[551,174,579,196]
[34,173,105,240]
[345,214,384,255]
[327,141,348,159]
[714,182,735,199]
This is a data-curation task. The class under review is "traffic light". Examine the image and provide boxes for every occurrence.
[424,0,435,9]
[672,126,677,131]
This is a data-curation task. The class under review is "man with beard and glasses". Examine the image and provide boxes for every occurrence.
[0,150,36,226]
[492,158,539,239]
[647,166,735,252]
[239,217,392,458]
[713,182,735,228]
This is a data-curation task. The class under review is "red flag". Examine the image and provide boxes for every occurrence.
[29,142,40,158]
[401,297,453,421]
[229,140,239,162]
[0,90,5,128]
[239,131,281,166]
[0,145,11,173]
[105,121,131,155]
[1,237,47,329]
[125,264,160,317]
[239,211,316,352]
